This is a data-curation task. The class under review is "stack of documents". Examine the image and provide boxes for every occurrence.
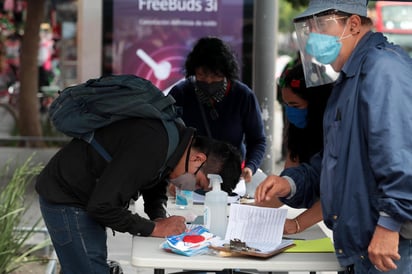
[210,204,295,257]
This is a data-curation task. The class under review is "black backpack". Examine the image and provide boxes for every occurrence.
[49,74,183,162]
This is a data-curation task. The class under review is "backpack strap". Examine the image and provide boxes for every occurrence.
[89,138,113,162]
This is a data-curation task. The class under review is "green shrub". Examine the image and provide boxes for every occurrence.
[0,155,50,274]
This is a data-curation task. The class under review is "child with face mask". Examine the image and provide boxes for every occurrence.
[279,58,333,166]
[256,58,334,236]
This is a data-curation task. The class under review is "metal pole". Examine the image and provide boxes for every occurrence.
[252,0,279,175]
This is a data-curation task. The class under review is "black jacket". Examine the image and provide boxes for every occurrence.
[36,118,194,236]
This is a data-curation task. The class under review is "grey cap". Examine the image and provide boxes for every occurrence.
[294,0,368,21]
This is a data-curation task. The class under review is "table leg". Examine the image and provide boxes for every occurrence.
[154,268,165,274]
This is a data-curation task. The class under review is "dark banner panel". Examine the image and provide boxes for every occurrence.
[103,0,252,92]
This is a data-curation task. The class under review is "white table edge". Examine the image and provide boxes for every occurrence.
[131,236,344,272]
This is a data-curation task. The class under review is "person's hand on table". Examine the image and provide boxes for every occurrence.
[151,216,186,237]
[368,225,400,272]
[283,218,300,235]
[254,175,291,203]
[241,167,253,183]
[283,219,302,235]
[254,194,284,208]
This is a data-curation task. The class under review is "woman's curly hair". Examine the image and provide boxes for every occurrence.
[184,36,239,81]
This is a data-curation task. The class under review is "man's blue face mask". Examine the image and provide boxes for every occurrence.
[285,105,308,129]
[305,20,351,65]
[305,33,342,64]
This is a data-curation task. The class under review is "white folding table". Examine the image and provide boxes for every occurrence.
[131,200,344,274]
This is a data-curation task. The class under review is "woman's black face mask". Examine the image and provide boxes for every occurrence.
[195,80,225,96]
[195,78,227,103]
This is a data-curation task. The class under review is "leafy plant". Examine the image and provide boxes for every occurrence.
[0,155,51,274]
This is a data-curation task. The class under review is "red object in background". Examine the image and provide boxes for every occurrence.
[50,9,61,40]
[375,1,412,34]
[3,0,14,11]
[3,0,25,12]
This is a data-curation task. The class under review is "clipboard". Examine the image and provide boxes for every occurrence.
[209,239,296,258]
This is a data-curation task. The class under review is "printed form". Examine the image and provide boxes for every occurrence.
[223,203,290,253]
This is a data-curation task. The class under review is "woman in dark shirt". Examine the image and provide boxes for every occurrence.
[169,37,266,183]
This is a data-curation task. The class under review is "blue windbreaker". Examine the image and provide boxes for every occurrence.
[281,32,412,266]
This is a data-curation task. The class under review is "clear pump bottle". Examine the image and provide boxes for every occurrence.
[203,174,228,238]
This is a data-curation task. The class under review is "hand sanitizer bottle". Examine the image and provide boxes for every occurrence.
[204,174,228,239]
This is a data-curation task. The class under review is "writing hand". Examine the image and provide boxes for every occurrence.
[254,175,291,203]
[168,184,176,197]
[151,216,186,237]
[368,225,400,272]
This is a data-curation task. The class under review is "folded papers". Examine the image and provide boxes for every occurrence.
[161,225,219,256]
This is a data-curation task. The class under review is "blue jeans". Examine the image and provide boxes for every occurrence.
[349,237,412,274]
[39,196,109,274]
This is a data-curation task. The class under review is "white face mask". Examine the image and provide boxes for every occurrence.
[168,172,198,191]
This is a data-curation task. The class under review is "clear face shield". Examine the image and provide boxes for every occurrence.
[294,12,349,87]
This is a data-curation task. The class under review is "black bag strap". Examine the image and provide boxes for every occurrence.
[89,137,112,162]
[192,84,213,138]
[197,98,213,138]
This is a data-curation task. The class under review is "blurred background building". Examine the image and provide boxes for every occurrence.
[0,0,411,172]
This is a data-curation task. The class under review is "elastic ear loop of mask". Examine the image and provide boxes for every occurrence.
[184,135,195,173]
[194,159,205,175]
[197,141,211,177]
[188,137,210,176]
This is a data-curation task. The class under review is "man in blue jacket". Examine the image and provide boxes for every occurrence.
[255,0,412,273]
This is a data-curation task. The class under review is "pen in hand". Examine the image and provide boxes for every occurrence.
[162,203,171,217]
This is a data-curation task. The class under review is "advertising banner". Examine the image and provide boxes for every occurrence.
[111,0,246,92]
